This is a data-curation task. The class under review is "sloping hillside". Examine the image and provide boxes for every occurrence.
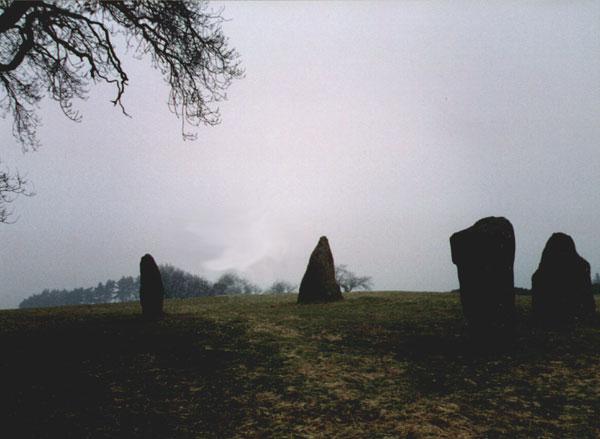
[0,292,598,438]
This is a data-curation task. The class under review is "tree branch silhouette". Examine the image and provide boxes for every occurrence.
[0,0,242,148]
[0,0,242,222]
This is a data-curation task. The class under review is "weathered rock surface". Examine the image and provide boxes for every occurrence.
[532,233,595,324]
[450,217,516,331]
[298,236,343,304]
[139,253,165,319]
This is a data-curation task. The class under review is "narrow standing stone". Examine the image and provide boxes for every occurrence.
[139,253,165,320]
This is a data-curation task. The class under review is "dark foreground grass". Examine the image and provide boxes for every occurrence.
[0,292,598,438]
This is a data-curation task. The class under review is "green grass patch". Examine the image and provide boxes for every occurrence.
[0,292,598,438]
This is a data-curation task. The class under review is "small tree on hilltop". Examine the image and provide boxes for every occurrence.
[268,280,297,294]
[335,264,373,293]
[213,272,261,295]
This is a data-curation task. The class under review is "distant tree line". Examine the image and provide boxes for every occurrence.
[18,262,375,309]
[517,270,600,296]
[452,272,600,296]
[19,265,263,309]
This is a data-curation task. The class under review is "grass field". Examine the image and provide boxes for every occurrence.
[0,292,598,438]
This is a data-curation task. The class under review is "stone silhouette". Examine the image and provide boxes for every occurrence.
[298,236,343,304]
[139,253,165,320]
[531,233,596,325]
[450,217,516,331]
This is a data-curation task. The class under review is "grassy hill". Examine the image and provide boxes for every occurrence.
[0,292,598,438]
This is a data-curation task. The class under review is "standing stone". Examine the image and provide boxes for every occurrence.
[531,233,595,325]
[139,253,165,320]
[450,217,516,331]
[298,236,343,304]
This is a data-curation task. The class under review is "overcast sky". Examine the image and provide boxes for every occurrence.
[1,1,599,309]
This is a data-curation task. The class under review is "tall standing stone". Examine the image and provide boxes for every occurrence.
[531,233,595,325]
[139,253,165,320]
[298,236,343,304]
[450,217,516,331]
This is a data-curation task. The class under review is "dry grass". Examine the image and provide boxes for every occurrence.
[0,292,598,438]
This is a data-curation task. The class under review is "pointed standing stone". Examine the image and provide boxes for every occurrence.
[532,233,596,325]
[298,236,343,304]
[450,217,516,332]
[139,253,165,320]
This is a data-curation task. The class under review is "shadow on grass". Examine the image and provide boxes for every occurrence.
[333,307,600,436]
[0,312,286,438]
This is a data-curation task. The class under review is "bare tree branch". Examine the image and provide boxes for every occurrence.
[0,0,242,148]
[0,163,33,223]
[0,1,32,34]
[0,0,242,222]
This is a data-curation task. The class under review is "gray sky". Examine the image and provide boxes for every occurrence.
[1,1,599,309]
